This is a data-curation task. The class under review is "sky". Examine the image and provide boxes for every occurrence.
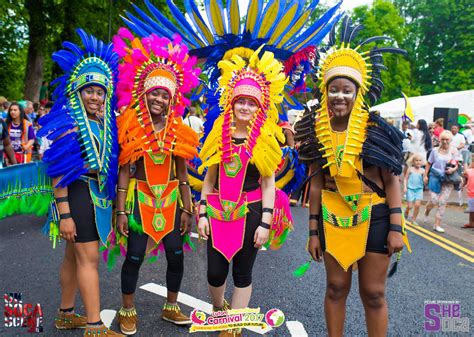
[237,0,375,12]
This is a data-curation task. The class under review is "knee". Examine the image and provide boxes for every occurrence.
[360,288,386,310]
[326,281,350,302]
[165,249,184,273]
[208,268,227,288]
[232,272,252,288]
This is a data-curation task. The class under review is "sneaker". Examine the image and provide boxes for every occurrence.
[219,328,242,337]
[421,215,428,224]
[117,307,138,335]
[161,303,192,325]
[434,226,445,233]
[55,311,87,330]
[213,299,231,313]
[83,324,124,336]
[411,221,419,226]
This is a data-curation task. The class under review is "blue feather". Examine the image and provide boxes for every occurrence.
[166,0,204,47]
[121,16,151,37]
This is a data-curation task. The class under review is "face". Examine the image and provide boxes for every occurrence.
[440,135,451,149]
[451,125,459,134]
[146,88,170,117]
[38,106,45,116]
[233,97,259,123]
[402,123,408,131]
[414,157,422,167]
[80,85,105,115]
[327,78,357,119]
[9,105,20,120]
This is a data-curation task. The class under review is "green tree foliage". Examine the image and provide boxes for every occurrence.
[395,0,473,94]
[351,0,419,103]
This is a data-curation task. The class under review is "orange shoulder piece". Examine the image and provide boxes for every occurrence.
[172,118,199,159]
[117,106,146,165]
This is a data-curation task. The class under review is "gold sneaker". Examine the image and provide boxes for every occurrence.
[161,303,192,325]
[218,328,242,337]
[213,299,231,312]
[83,324,125,336]
[55,311,87,329]
[117,307,138,335]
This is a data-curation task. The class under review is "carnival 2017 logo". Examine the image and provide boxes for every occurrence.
[4,292,43,333]
[424,300,469,333]
[265,308,285,328]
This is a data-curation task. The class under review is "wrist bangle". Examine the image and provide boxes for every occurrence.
[262,207,274,214]
[179,181,190,186]
[309,214,319,221]
[199,213,207,218]
[199,199,207,206]
[389,224,403,233]
[60,213,72,220]
[55,196,69,204]
[116,211,127,216]
[180,207,194,216]
[259,221,271,230]
[389,207,402,214]
[309,229,319,236]
[117,188,127,193]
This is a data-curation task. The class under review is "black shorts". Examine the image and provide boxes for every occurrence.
[68,179,100,243]
[319,203,389,254]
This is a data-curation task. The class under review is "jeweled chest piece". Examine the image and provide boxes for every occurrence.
[223,153,243,177]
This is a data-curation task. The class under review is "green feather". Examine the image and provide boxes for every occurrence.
[293,260,312,278]
[128,214,143,234]
[147,256,158,264]
[183,233,196,251]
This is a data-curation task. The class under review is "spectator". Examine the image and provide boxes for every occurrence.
[461,124,473,151]
[450,124,465,151]
[433,118,444,138]
[0,118,17,167]
[462,160,474,229]
[403,153,425,225]
[24,100,36,122]
[429,122,439,148]
[0,96,8,119]
[423,130,459,233]
[183,106,204,135]
[413,119,432,161]
[38,102,53,159]
[5,102,35,164]
[39,81,49,106]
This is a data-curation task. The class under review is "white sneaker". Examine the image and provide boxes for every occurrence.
[434,226,445,233]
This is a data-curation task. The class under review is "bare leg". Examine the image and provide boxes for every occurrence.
[323,253,352,337]
[167,291,178,304]
[209,282,227,308]
[59,241,78,310]
[412,200,421,221]
[122,293,134,309]
[470,212,474,227]
[358,252,390,337]
[404,202,412,219]
[231,285,252,309]
[74,241,101,323]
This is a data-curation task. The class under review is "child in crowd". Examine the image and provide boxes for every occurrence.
[404,153,425,224]
[462,160,474,229]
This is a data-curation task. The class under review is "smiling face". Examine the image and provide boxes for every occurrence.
[233,96,259,124]
[327,77,357,119]
[9,104,21,121]
[80,85,105,115]
[146,88,170,117]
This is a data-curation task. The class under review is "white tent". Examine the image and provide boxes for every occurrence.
[370,90,474,123]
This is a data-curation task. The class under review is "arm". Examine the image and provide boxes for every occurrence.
[254,174,275,248]
[403,167,410,193]
[22,125,35,151]
[197,165,218,239]
[381,169,404,257]
[53,176,76,242]
[3,137,17,165]
[175,156,193,235]
[116,163,130,236]
[308,163,324,261]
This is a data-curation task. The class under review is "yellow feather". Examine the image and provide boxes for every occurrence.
[268,2,299,44]
[229,0,240,35]
[276,11,311,48]
[245,0,260,33]
[289,25,323,52]
[258,0,282,38]
[209,0,225,36]
[192,11,215,44]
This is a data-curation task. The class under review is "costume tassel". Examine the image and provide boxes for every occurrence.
[388,251,402,278]
[183,233,195,251]
[293,260,312,278]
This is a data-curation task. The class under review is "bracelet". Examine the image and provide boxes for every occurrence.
[389,224,403,233]
[389,207,402,214]
[262,207,274,214]
[60,213,72,220]
[55,196,69,204]
[309,229,319,236]
[179,181,190,186]
[309,214,319,221]
[116,211,127,216]
[259,221,271,230]
[199,199,207,206]
[199,213,207,218]
[117,188,128,193]
[180,207,194,216]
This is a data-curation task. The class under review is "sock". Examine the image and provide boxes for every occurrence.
[86,320,103,326]
[59,307,74,313]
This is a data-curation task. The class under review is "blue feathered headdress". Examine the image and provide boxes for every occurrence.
[38,29,119,199]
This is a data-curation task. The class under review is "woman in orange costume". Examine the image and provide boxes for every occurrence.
[111,29,201,335]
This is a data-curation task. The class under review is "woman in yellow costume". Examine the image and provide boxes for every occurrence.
[109,29,201,335]
[197,47,292,337]
[295,18,411,337]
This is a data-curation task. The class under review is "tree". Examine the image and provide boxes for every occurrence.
[351,0,419,103]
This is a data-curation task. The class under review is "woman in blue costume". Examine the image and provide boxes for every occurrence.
[37,29,123,336]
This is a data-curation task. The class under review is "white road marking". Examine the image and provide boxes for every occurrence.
[140,282,273,334]
[100,309,116,328]
[286,320,308,337]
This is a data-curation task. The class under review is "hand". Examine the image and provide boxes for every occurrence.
[116,214,129,237]
[59,218,77,242]
[254,226,269,248]
[197,217,210,240]
[403,186,407,193]
[387,231,404,257]
[308,236,323,262]
[423,176,428,185]
[180,212,192,236]
[446,167,456,175]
